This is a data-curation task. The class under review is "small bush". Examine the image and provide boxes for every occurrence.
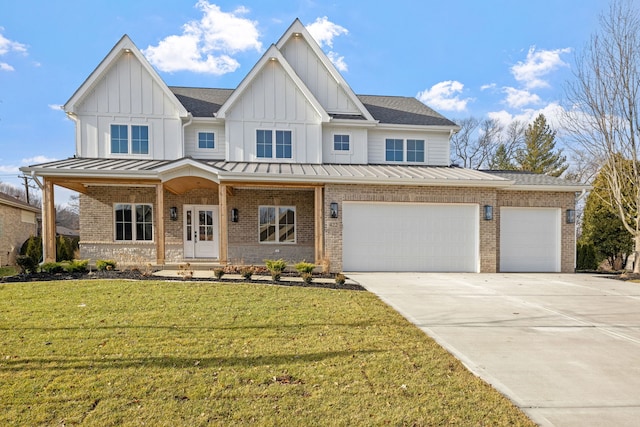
[64,259,89,273]
[96,260,117,271]
[301,272,313,284]
[16,255,38,274]
[335,273,346,286]
[41,262,64,274]
[240,266,254,280]
[213,268,225,280]
[20,236,42,265]
[264,259,287,282]
[294,261,316,274]
[576,242,598,271]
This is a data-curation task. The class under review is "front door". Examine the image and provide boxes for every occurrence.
[183,205,219,259]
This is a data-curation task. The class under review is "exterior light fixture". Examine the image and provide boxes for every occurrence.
[330,202,339,218]
[566,209,575,224]
[483,205,493,221]
[169,206,178,221]
[231,208,239,223]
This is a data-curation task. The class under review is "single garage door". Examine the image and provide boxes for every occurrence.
[500,207,561,272]
[342,202,479,272]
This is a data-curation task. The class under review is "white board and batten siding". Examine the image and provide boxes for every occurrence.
[76,52,183,160]
[343,202,479,272]
[280,37,361,115]
[500,207,561,272]
[366,130,450,166]
[225,60,323,163]
[184,123,226,159]
[321,126,368,164]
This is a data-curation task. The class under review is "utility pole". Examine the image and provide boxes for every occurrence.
[22,175,30,204]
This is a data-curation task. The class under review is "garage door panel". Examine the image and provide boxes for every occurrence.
[343,203,479,272]
[500,207,560,272]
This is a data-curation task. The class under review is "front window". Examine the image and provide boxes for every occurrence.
[198,132,215,149]
[111,124,149,155]
[385,139,404,161]
[114,203,153,241]
[259,206,295,243]
[257,130,292,159]
[407,139,425,162]
[333,134,350,151]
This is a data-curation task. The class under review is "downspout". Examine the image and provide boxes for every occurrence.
[181,113,193,158]
[574,188,588,272]
[66,112,81,155]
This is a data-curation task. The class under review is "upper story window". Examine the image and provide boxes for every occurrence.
[111,124,149,155]
[385,138,425,163]
[114,203,153,241]
[257,130,292,159]
[333,134,350,151]
[198,132,215,149]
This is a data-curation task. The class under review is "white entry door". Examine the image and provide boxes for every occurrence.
[184,205,219,259]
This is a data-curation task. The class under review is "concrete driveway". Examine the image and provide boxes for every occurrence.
[348,273,640,427]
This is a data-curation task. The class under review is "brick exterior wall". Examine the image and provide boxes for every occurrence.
[79,183,576,272]
[0,204,38,266]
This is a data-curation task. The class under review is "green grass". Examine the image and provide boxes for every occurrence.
[0,280,534,426]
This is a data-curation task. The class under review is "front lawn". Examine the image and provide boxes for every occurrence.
[0,280,533,426]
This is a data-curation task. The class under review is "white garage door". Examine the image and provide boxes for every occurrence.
[342,202,479,272]
[500,207,561,272]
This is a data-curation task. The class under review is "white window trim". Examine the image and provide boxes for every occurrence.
[384,137,427,164]
[109,123,152,158]
[255,129,295,162]
[331,132,353,154]
[195,130,220,153]
[113,203,155,242]
[258,205,296,244]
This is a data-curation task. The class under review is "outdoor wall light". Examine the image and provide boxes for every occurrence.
[169,206,178,221]
[566,209,576,224]
[330,202,339,218]
[231,208,239,223]
[483,205,493,221]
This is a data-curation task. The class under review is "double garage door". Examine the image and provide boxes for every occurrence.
[343,202,479,272]
[342,203,561,272]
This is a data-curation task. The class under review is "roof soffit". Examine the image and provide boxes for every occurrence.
[275,19,376,122]
[216,44,330,122]
[64,35,188,117]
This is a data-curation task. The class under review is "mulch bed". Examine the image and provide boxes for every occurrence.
[1,269,365,291]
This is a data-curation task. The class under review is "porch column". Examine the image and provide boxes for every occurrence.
[155,183,165,265]
[314,185,324,264]
[218,184,228,263]
[42,177,56,263]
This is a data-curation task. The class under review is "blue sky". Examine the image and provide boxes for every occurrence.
[0,0,606,203]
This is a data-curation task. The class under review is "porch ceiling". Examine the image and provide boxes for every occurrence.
[163,176,218,195]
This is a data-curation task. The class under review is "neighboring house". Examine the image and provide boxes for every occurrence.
[21,20,588,273]
[0,192,39,266]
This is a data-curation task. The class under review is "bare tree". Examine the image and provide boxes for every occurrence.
[564,0,640,272]
[487,120,526,169]
[450,117,503,169]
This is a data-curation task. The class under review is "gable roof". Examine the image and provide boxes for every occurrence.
[170,87,233,117]
[358,95,458,127]
[276,19,375,122]
[64,35,187,117]
[216,44,330,122]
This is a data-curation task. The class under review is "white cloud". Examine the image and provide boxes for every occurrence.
[480,83,496,91]
[417,80,472,112]
[22,155,58,165]
[511,46,571,89]
[327,51,347,72]
[0,29,27,72]
[143,1,261,74]
[306,16,348,49]
[488,102,566,130]
[306,17,349,71]
[48,104,63,111]
[0,164,19,174]
[503,87,541,108]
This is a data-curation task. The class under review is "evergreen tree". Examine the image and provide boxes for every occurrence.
[581,167,634,270]
[515,114,568,177]
[490,144,518,170]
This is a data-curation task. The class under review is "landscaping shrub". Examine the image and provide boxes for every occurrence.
[264,259,287,282]
[213,268,225,280]
[96,260,117,271]
[16,255,38,274]
[335,273,346,286]
[56,235,75,261]
[40,262,64,274]
[577,242,598,271]
[20,235,42,265]
[64,259,89,273]
[301,272,313,284]
[240,266,254,280]
[294,261,316,274]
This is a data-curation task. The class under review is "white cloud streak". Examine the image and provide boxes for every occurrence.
[143,1,262,75]
[511,46,571,89]
[306,17,349,72]
[417,81,472,112]
[503,87,541,108]
[0,28,27,72]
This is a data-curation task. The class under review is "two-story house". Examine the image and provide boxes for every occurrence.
[22,19,586,273]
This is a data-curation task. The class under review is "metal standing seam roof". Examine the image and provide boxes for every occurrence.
[481,170,590,191]
[21,157,512,186]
